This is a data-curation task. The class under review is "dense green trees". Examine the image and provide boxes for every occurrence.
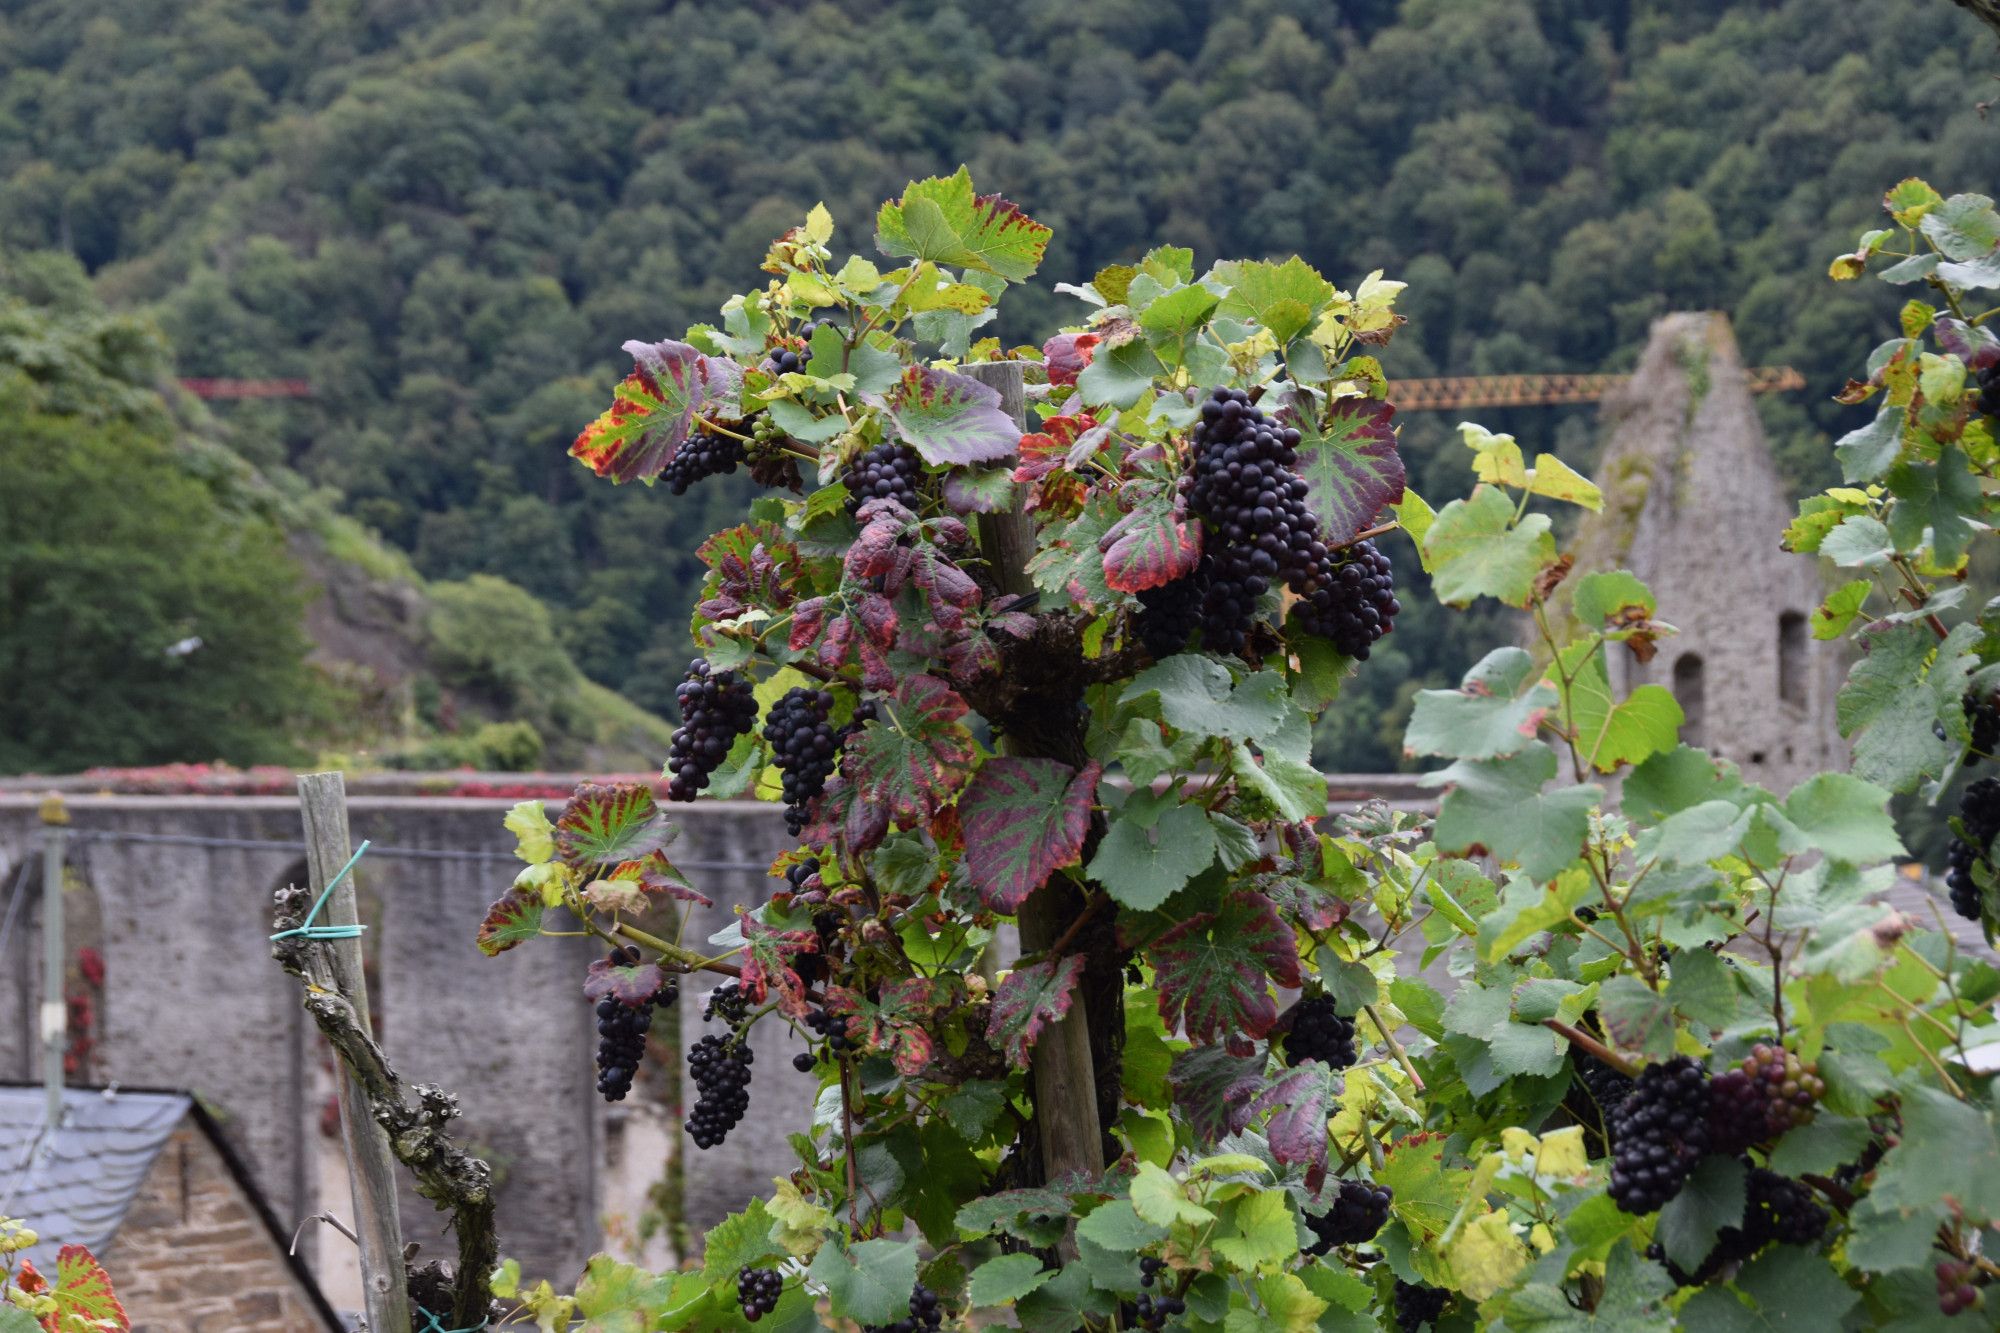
[0,0,1991,767]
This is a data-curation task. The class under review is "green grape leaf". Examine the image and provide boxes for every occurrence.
[967,1253,1055,1307]
[1655,1155,1748,1271]
[1210,1189,1299,1274]
[960,757,1102,911]
[1866,1086,2000,1226]
[1597,975,1676,1059]
[1088,801,1217,910]
[555,782,675,867]
[1572,570,1655,627]
[1554,641,1685,772]
[1444,981,1568,1076]
[1075,1199,1169,1253]
[1836,621,1975,791]
[1377,1133,1473,1244]
[1101,489,1203,593]
[1138,283,1222,349]
[1770,772,1904,866]
[699,1200,784,1286]
[1230,736,1331,823]
[1623,745,1740,821]
[1679,1245,1861,1331]
[1833,407,1904,484]
[575,1253,679,1332]
[1285,397,1406,548]
[1811,580,1871,639]
[1885,446,1982,566]
[1394,488,1437,570]
[570,339,743,484]
[1500,1244,1674,1329]
[1425,744,1601,883]
[810,1239,923,1326]
[1404,647,1557,761]
[1123,659,1292,743]
[1075,336,1166,409]
[990,954,1087,1066]
[874,168,1051,282]
[1423,485,1557,607]
[1215,256,1334,343]
[475,887,545,957]
[1151,890,1303,1043]
[1027,490,1120,613]
[867,364,1021,465]
[504,798,556,864]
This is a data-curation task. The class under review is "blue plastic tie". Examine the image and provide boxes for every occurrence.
[414,1307,488,1333]
[269,840,371,942]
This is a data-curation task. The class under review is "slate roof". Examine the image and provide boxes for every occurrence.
[0,1085,187,1272]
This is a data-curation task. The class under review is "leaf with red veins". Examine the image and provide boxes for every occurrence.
[475,887,545,957]
[802,773,892,854]
[1101,491,1202,594]
[740,916,818,1018]
[1043,332,1101,386]
[555,782,675,868]
[915,552,981,614]
[990,954,1087,1066]
[1255,873,1348,934]
[959,758,1102,912]
[856,593,900,649]
[1253,1061,1342,1173]
[1151,890,1303,1044]
[1282,395,1405,549]
[615,851,713,907]
[569,339,743,484]
[845,514,907,582]
[790,597,831,653]
[1169,1045,1269,1143]
[943,630,1000,688]
[843,674,977,825]
[866,365,1022,466]
[583,954,666,1005]
[826,977,948,1076]
[696,529,799,623]
[50,1245,129,1333]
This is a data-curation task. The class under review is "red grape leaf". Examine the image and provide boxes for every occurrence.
[1151,890,1303,1044]
[475,887,545,957]
[569,339,743,484]
[48,1245,128,1333]
[1284,396,1404,548]
[867,365,1021,466]
[959,758,1102,912]
[826,978,948,1076]
[840,675,977,830]
[1252,1061,1341,1173]
[555,783,675,868]
[989,954,1087,1066]
[874,169,1052,283]
[1255,873,1349,934]
[1043,332,1100,387]
[604,851,712,907]
[1101,491,1202,593]
[1168,1045,1269,1143]
[583,955,665,1005]
[739,916,817,1019]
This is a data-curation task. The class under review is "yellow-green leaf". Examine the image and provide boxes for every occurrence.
[505,799,556,864]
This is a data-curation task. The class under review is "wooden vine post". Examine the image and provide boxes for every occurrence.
[296,772,414,1333]
[964,360,1106,1192]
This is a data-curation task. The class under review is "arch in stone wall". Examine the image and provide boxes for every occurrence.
[1673,653,1707,749]
[1778,610,1809,710]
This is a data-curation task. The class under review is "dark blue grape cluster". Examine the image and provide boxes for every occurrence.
[661,430,746,495]
[1305,1179,1393,1252]
[666,659,760,802]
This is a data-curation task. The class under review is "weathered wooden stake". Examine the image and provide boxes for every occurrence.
[964,361,1106,1195]
[40,795,68,1131]
[297,771,412,1333]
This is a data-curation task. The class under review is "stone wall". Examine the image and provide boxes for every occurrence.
[108,1120,336,1332]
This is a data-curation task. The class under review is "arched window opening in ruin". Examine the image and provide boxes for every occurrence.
[1673,653,1706,748]
[1778,610,1808,709]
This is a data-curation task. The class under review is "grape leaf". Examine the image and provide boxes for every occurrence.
[874,168,1051,282]
[865,364,1021,466]
[1027,490,1120,612]
[1087,801,1217,911]
[475,887,544,957]
[583,954,666,1006]
[48,1246,127,1333]
[1655,1156,1748,1272]
[504,799,556,864]
[569,339,743,484]
[828,977,946,1076]
[573,1253,678,1333]
[1122,658,1290,743]
[967,1253,1055,1307]
[1376,1132,1473,1244]
[1152,890,1302,1043]
[991,954,1087,1066]
[739,916,818,1018]
[1101,490,1202,593]
[954,1173,1119,1242]
[1836,621,1973,792]
[1554,642,1685,772]
[1043,332,1100,386]
[555,782,674,867]
[1424,484,1557,607]
[1424,744,1601,883]
[1252,1061,1341,1173]
[1075,337,1165,410]
[1403,647,1556,761]
[1169,1045,1268,1142]
[1286,396,1405,548]
[838,674,978,834]
[1215,256,1334,344]
[810,1239,923,1327]
[960,758,1102,912]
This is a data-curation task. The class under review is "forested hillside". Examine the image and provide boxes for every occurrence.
[1,0,1992,768]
